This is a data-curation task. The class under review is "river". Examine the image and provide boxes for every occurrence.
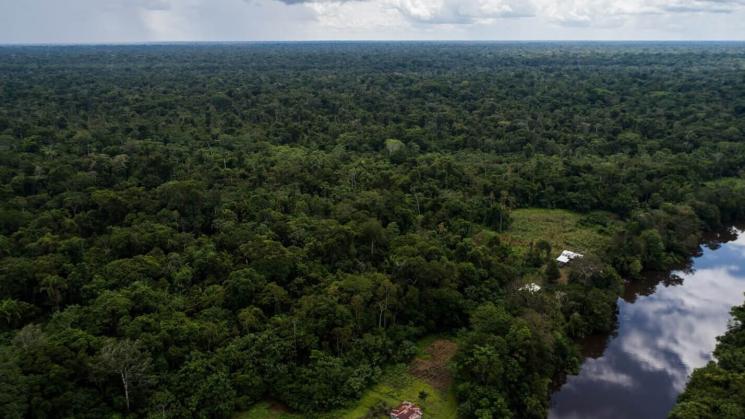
[549,227,745,419]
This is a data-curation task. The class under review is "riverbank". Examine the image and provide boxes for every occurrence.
[669,296,745,418]
[550,227,745,418]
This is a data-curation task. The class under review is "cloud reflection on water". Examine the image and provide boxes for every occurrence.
[550,230,745,419]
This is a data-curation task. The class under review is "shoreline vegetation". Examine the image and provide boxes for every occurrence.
[1,43,745,418]
[670,297,745,418]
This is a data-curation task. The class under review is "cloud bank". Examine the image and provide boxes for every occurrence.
[0,0,744,43]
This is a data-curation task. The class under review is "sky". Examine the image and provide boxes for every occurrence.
[1,0,745,43]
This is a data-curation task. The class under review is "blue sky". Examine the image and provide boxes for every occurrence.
[1,0,744,43]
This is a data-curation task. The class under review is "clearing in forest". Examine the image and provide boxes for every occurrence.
[408,339,458,392]
[236,337,459,419]
[502,208,614,257]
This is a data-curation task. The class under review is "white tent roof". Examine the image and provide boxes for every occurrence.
[519,283,542,293]
[557,250,583,264]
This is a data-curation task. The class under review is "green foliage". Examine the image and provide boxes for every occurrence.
[546,259,561,283]
[455,303,579,418]
[0,43,744,418]
[503,209,615,257]
[670,299,745,418]
[237,361,458,419]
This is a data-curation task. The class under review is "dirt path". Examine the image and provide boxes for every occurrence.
[408,339,458,391]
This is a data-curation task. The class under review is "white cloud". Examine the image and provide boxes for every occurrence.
[618,263,745,391]
[581,359,636,387]
[136,0,173,11]
[1,0,745,42]
[307,1,407,29]
[533,0,745,27]
[275,0,745,27]
[388,0,535,24]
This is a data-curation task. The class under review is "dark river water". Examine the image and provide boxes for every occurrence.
[549,228,745,419]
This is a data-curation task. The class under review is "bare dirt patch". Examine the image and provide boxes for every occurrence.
[267,400,290,414]
[408,339,458,391]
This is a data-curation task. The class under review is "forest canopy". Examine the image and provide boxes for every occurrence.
[1,42,745,418]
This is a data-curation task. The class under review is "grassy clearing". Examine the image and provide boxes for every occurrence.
[331,363,458,419]
[236,339,459,419]
[704,177,745,189]
[235,402,297,419]
[414,334,451,359]
[502,208,613,257]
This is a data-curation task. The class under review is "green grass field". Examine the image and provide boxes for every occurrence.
[502,208,614,257]
[236,340,458,419]
[332,363,457,419]
[704,177,745,189]
[235,402,297,419]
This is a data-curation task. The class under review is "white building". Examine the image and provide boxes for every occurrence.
[556,250,583,266]
[519,283,542,293]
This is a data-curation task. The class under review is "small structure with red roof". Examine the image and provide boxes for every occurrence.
[390,401,423,419]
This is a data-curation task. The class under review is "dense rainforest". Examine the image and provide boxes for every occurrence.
[1,42,745,418]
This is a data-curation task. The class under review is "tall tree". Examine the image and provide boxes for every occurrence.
[92,339,151,412]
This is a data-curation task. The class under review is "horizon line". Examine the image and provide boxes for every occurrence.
[2,39,745,47]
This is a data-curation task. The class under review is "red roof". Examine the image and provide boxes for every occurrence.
[390,401,423,419]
